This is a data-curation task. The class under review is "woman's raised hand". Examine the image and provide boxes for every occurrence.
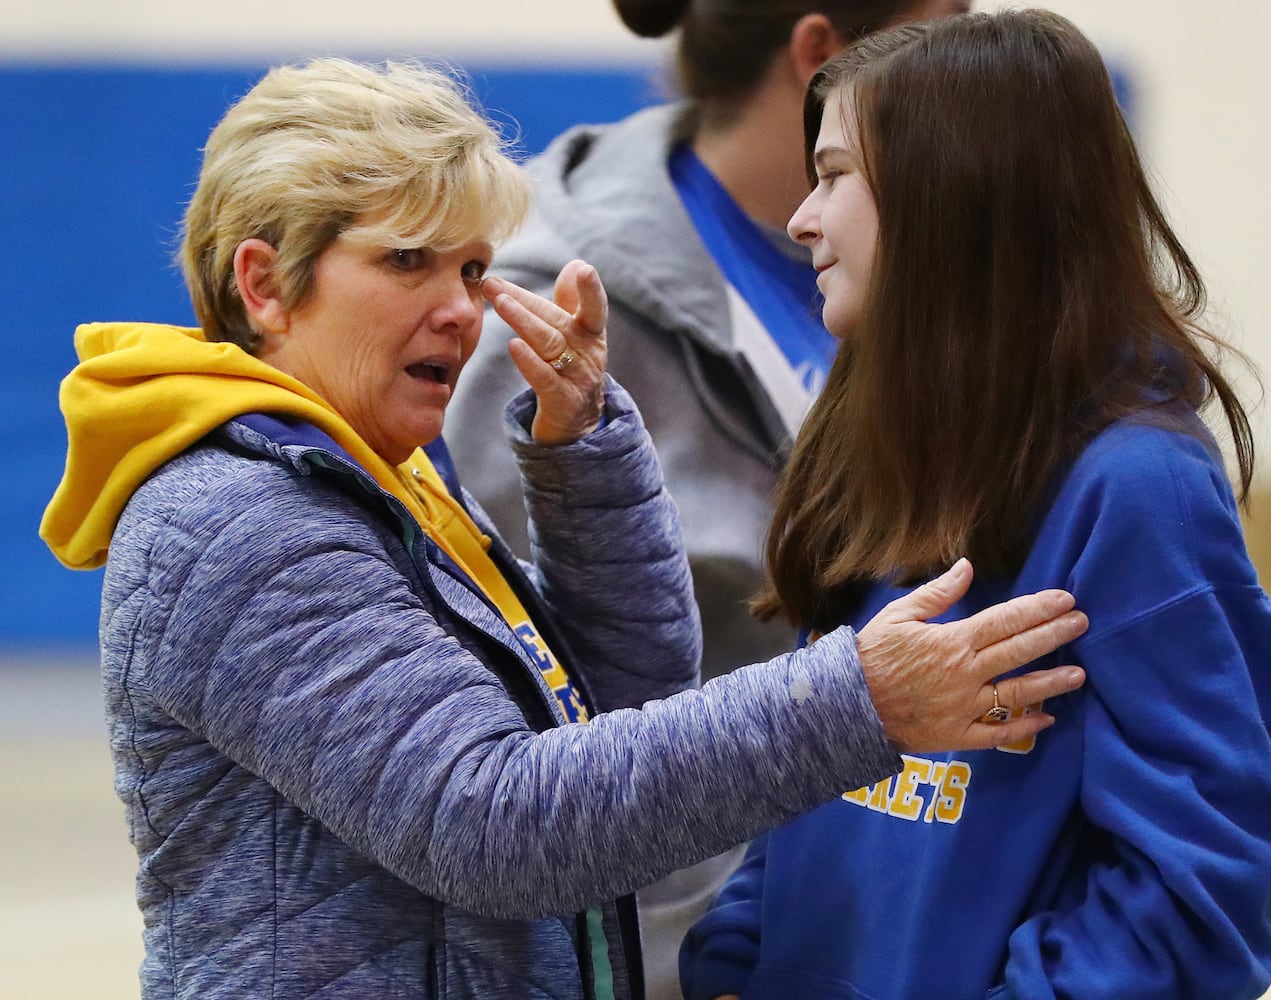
[482,259,608,446]
[855,558,1088,753]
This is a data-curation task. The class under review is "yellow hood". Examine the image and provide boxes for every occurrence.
[39,322,471,570]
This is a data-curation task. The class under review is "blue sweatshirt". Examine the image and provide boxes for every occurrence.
[682,416,1271,1000]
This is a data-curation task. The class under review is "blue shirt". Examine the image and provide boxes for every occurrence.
[669,144,835,397]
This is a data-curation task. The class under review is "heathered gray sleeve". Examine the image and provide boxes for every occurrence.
[122,449,898,923]
[505,376,702,710]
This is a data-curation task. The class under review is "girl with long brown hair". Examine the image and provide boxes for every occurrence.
[682,10,1271,999]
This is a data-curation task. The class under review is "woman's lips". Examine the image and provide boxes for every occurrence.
[406,362,447,383]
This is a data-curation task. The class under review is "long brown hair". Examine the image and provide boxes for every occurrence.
[758,9,1256,631]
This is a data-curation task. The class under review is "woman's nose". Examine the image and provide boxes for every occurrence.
[787,195,819,246]
[431,277,482,330]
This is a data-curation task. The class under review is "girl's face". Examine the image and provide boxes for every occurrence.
[787,90,879,339]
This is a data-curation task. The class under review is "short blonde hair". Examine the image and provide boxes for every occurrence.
[180,57,532,351]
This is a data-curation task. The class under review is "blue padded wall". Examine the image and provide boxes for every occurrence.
[0,61,662,648]
[0,59,1131,649]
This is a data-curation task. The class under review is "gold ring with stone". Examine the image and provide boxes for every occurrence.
[983,684,1011,723]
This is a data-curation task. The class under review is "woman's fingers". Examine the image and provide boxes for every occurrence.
[994,664,1086,714]
[870,557,974,625]
[952,666,1086,750]
[552,260,582,315]
[854,561,1088,754]
[559,259,607,336]
[959,713,1056,751]
[484,260,606,363]
[482,261,609,445]
[962,588,1079,652]
[484,276,572,359]
[959,664,1083,750]
[967,607,1088,680]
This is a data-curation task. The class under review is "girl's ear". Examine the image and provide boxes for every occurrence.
[790,13,846,85]
[233,238,289,333]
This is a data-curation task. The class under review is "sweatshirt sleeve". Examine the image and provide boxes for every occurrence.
[122,454,900,923]
[504,374,702,709]
[1002,428,1271,999]
[678,834,768,1000]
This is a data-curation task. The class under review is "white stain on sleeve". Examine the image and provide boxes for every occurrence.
[788,670,813,706]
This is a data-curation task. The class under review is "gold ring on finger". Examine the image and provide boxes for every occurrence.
[982,683,1011,723]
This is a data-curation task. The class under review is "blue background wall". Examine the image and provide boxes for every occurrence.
[1,60,663,651]
[0,58,1131,652]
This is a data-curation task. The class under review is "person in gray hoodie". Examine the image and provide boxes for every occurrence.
[446,2,971,995]
[41,56,1084,1000]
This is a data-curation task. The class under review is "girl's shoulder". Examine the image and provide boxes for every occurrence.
[1039,415,1259,637]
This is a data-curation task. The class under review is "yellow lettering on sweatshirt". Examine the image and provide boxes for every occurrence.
[842,755,971,825]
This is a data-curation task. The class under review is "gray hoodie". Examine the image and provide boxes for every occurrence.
[449,104,801,683]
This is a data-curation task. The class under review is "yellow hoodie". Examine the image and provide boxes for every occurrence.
[40,322,588,720]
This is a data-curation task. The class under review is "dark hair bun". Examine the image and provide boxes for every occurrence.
[613,0,691,38]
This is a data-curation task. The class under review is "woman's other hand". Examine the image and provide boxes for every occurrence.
[482,259,608,445]
[856,558,1088,753]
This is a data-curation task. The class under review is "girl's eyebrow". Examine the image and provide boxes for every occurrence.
[814,147,850,167]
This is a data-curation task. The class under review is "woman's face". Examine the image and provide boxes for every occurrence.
[787,90,879,339]
[268,232,492,464]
